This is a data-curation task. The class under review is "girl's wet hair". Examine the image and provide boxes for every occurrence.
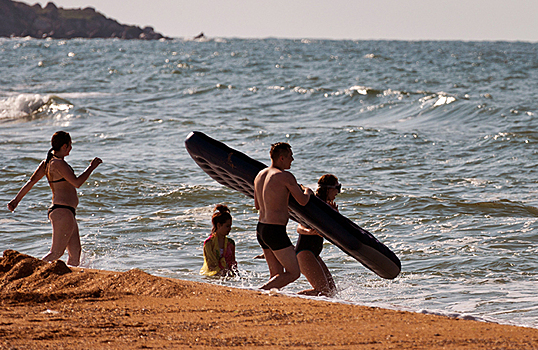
[46,131,71,164]
[316,174,339,202]
[211,204,232,233]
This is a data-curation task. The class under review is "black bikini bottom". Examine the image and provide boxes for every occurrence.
[295,234,324,257]
[48,204,76,218]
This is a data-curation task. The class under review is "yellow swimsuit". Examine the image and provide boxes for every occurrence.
[200,234,237,276]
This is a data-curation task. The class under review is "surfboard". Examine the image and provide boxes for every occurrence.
[185,131,401,279]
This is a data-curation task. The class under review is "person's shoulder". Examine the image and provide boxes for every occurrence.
[279,169,297,182]
[37,159,47,169]
[227,237,235,245]
[49,157,67,167]
[255,167,270,179]
[32,160,48,176]
[268,166,289,176]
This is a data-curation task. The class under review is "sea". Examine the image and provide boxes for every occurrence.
[1,37,537,328]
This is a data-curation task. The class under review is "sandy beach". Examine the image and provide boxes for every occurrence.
[1,250,537,349]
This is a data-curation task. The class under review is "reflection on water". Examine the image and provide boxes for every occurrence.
[1,38,537,328]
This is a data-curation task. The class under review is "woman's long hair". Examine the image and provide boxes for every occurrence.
[46,131,71,164]
[316,174,339,202]
[211,204,232,234]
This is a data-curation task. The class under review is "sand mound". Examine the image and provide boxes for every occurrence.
[0,250,195,303]
[1,251,538,349]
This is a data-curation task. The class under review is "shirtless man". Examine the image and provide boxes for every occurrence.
[254,142,313,290]
[8,131,102,266]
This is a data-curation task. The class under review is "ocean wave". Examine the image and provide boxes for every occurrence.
[0,93,73,121]
[0,94,49,120]
[58,92,113,99]
[415,92,458,109]
[3,38,538,329]
[456,200,538,217]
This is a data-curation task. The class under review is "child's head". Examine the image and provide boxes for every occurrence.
[211,204,232,235]
[316,174,340,202]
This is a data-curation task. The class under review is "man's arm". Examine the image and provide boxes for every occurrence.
[285,172,312,206]
[254,172,262,210]
[254,191,260,210]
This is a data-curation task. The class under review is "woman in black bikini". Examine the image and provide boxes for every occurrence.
[7,131,102,266]
[295,174,340,297]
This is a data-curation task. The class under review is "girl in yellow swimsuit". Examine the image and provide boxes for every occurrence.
[8,131,102,266]
[200,204,238,277]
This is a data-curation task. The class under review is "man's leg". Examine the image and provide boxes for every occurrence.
[260,246,300,290]
[262,248,284,278]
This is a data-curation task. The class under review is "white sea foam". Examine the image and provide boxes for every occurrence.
[57,92,113,99]
[0,94,50,120]
[2,39,537,330]
[433,95,457,106]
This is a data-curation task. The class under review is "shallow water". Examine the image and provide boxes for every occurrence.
[1,37,537,327]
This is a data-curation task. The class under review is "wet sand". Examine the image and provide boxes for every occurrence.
[1,250,537,349]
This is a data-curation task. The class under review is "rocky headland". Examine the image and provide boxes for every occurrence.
[0,0,169,40]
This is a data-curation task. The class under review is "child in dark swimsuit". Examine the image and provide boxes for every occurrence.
[7,131,102,266]
[295,174,340,297]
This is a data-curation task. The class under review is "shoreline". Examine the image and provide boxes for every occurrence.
[1,250,538,349]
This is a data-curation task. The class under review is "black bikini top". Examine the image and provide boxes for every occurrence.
[47,157,74,184]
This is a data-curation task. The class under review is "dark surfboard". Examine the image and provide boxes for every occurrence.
[185,131,401,279]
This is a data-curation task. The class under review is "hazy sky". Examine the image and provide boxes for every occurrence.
[35,0,538,42]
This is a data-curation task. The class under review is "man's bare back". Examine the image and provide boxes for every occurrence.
[254,143,312,225]
[254,167,298,225]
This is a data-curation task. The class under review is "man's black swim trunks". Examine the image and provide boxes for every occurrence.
[256,222,293,251]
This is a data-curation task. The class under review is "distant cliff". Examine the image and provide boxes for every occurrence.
[0,0,169,39]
